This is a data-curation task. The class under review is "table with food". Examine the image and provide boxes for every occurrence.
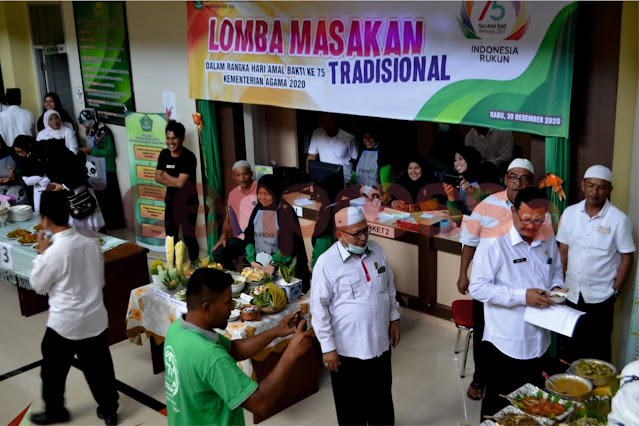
[125,238,319,420]
[482,358,619,426]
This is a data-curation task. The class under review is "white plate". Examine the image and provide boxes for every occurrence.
[228,309,241,322]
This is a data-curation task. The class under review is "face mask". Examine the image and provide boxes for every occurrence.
[438,123,450,132]
[45,230,53,238]
[347,242,368,255]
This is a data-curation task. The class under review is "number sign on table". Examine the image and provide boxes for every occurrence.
[0,242,14,270]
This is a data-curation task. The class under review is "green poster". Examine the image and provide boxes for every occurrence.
[126,112,167,251]
[74,1,135,126]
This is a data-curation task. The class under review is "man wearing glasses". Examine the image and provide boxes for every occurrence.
[456,158,554,401]
[310,206,400,425]
[556,165,635,362]
[469,188,566,418]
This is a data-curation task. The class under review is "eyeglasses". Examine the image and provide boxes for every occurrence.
[341,228,369,239]
[507,174,532,184]
[517,212,545,226]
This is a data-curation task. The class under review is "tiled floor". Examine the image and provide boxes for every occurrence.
[0,278,482,425]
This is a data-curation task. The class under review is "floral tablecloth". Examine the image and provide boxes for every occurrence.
[0,217,127,292]
[125,282,311,378]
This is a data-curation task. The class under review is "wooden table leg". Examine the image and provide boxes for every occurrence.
[17,286,49,317]
[150,336,166,375]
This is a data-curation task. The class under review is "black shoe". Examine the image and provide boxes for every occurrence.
[30,409,71,425]
[97,409,118,426]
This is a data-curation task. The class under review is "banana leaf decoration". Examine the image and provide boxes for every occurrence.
[193,112,208,178]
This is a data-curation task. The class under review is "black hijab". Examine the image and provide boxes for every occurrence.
[256,174,284,211]
[36,92,76,132]
[397,157,431,201]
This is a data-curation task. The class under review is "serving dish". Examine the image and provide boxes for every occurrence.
[506,383,575,422]
[570,359,616,387]
[545,373,593,402]
[481,404,554,425]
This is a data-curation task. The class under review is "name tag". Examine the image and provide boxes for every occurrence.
[166,165,176,169]
[513,258,527,264]
[597,226,610,235]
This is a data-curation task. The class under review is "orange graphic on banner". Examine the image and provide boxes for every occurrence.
[139,204,165,220]
[136,165,156,181]
[139,184,166,201]
[142,223,166,238]
[134,145,163,161]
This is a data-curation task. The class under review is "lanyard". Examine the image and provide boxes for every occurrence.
[361,261,370,282]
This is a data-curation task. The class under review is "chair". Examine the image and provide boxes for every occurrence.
[451,299,474,378]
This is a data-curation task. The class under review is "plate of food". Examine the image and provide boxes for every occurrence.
[548,290,568,304]
[482,404,554,425]
[18,233,38,245]
[33,224,43,232]
[241,267,266,283]
[228,309,241,322]
[570,359,616,387]
[506,384,574,422]
[545,373,592,401]
[250,283,287,314]
[6,228,30,239]
[173,289,187,301]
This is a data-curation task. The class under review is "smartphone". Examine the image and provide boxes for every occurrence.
[443,173,464,187]
[293,312,307,331]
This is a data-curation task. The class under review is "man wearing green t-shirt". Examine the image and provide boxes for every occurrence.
[164,268,313,426]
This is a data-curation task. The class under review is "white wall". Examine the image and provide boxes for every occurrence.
[62,1,206,254]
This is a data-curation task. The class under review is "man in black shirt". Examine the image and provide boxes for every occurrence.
[155,121,199,261]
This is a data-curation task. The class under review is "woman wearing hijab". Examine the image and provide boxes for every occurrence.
[36,110,79,154]
[351,128,392,189]
[243,174,310,291]
[77,109,125,230]
[13,135,105,231]
[0,134,27,205]
[390,157,433,209]
[36,92,76,133]
[442,146,492,216]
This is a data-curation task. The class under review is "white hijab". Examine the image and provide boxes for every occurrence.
[39,110,65,140]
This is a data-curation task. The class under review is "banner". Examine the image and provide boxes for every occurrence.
[188,1,577,137]
[126,112,167,251]
[74,1,135,126]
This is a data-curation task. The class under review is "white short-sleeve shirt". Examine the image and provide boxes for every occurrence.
[556,200,636,304]
[308,128,358,185]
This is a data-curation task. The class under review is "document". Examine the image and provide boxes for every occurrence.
[524,304,585,337]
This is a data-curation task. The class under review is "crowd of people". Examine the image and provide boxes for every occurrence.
[5,92,635,425]
[0,88,125,232]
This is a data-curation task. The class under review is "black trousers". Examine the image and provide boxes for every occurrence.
[212,237,248,270]
[481,342,550,418]
[41,327,119,415]
[165,190,199,262]
[330,349,394,426]
[472,299,486,385]
[563,294,615,362]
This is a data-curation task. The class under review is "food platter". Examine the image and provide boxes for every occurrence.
[506,384,575,422]
[18,233,38,245]
[481,404,554,426]
[6,228,30,239]
[545,373,593,402]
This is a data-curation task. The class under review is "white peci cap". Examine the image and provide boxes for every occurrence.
[584,165,612,183]
[334,206,366,228]
[507,158,534,175]
[232,160,252,171]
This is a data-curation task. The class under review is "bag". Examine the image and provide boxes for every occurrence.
[67,188,97,219]
[86,156,107,190]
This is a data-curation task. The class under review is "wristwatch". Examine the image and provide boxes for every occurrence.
[613,288,622,298]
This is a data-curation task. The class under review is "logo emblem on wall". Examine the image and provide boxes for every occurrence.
[140,114,153,132]
[458,1,531,40]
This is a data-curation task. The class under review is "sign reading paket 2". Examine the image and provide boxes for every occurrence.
[74,1,135,126]
[188,1,576,137]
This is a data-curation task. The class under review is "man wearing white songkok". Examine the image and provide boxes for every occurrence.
[557,165,635,362]
[310,206,400,425]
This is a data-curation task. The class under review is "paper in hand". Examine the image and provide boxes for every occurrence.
[524,304,585,337]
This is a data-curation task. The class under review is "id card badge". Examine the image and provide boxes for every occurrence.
[597,226,611,235]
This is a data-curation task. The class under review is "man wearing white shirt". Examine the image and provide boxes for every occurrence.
[0,88,35,146]
[469,188,566,417]
[306,112,358,186]
[311,206,400,425]
[29,191,118,426]
[556,165,635,362]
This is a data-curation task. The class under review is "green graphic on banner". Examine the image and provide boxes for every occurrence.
[74,1,135,126]
[126,112,167,251]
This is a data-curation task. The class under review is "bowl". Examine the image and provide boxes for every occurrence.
[240,306,261,322]
[571,358,617,387]
[228,273,246,294]
[545,373,593,401]
[548,290,568,304]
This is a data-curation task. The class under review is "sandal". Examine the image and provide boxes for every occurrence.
[467,381,484,400]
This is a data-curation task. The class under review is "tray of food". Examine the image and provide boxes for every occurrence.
[18,233,38,245]
[241,267,266,283]
[481,404,554,425]
[566,395,611,426]
[250,283,287,314]
[506,383,575,422]
[570,359,617,387]
[6,228,30,239]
